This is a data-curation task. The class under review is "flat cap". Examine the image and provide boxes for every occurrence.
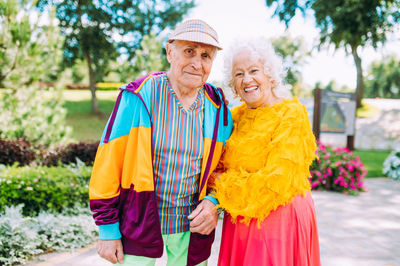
[168,19,222,50]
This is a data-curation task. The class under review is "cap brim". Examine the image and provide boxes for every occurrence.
[168,33,222,50]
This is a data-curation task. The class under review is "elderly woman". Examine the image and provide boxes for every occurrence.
[213,39,321,265]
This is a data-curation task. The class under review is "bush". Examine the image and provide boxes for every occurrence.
[0,138,36,166]
[309,141,367,195]
[0,205,97,266]
[383,149,400,180]
[0,87,71,146]
[0,163,91,216]
[42,141,99,166]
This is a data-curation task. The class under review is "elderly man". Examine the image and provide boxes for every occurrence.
[89,19,233,266]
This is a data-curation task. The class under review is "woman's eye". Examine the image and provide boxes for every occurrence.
[235,72,243,77]
[202,53,210,59]
[251,69,259,73]
[185,49,193,54]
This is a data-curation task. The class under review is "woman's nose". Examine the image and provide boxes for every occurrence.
[243,73,252,84]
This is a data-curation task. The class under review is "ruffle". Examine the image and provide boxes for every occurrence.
[214,97,317,225]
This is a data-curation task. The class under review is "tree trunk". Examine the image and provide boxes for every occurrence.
[85,51,99,114]
[351,44,364,108]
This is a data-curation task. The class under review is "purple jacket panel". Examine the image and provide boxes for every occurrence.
[90,197,120,226]
[187,230,216,266]
[119,185,163,258]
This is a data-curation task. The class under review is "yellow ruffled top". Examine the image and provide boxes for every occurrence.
[214,97,317,225]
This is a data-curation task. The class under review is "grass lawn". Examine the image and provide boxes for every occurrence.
[354,149,391,178]
[64,90,119,141]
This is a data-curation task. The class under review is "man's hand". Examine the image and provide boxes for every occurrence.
[96,239,124,264]
[188,199,218,235]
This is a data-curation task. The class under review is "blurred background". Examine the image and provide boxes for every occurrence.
[1,0,399,145]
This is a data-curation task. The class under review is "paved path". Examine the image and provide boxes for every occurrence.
[27,178,400,266]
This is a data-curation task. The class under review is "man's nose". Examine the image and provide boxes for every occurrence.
[190,56,202,69]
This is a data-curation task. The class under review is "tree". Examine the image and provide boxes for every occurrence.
[266,0,400,107]
[0,0,63,89]
[365,54,400,98]
[270,33,311,96]
[38,0,195,113]
[116,32,169,82]
[0,0,70,145]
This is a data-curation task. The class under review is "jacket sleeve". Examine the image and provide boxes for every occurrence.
[204,97,233,205]
[89,90,142,240]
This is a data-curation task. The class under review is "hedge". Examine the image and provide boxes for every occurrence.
[0,164,91,216]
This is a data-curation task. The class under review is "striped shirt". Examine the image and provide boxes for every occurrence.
[150,74,204,234]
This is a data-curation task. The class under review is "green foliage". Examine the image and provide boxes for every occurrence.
[309,141,367,195]
[265,0,400,106]
[0,0,70,145]
[0,164,91,216]
[116,32,169,82]
[108,0,196,58]
[383,149,400,180]
[37,0,195,112]
[266,0,400,48]
[0,0,64,88]
[317,80,352,92]
[0,87,71,146]
[365,54,400,98]
[0,205,97,266]
[271,33,311,95]
[133,33,169,74]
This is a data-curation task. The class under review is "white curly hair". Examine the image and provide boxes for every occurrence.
[223,37,292,99]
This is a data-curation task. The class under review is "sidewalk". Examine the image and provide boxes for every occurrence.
[27,178,400,266]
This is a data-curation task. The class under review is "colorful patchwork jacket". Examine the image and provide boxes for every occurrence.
[89,73,233,265]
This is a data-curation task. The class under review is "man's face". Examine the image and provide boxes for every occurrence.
[166,40,216,94]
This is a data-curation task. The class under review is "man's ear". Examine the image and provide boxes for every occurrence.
[165,43,173,64]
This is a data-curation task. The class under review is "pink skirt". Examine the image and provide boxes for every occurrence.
[218,193,321,266]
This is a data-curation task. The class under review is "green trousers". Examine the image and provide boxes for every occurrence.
[117,231,208,266]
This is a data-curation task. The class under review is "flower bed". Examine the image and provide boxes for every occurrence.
[309,141,367,195]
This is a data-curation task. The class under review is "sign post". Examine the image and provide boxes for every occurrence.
[313,88,357,150]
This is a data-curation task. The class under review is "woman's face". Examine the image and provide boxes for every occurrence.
[232,49,273,108]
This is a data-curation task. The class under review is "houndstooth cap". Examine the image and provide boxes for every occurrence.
[168,19,222,50]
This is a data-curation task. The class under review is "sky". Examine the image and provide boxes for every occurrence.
[183,0,400,90]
